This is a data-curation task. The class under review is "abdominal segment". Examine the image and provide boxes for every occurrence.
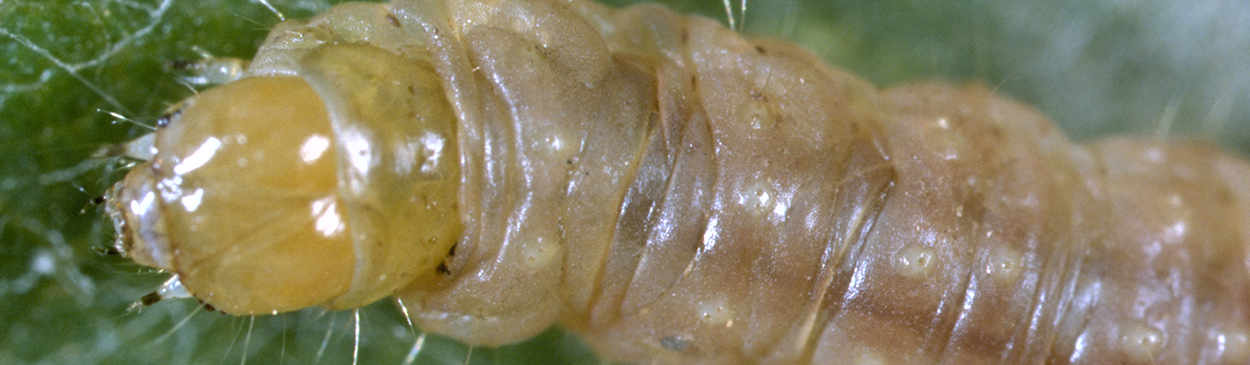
[377,1,1250,363]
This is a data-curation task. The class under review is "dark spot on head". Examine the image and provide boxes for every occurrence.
[755,45,766,54]
[680,28,690,44]
[386,14,401,28]
[156,109,180,128]
[690,75,698,88]
[139,292,162,306]
[91,196,106,205]
[199,301,218,313]
[408,85,417,94]
[448,242,457,257]
[566,159,573,165]
[436,262,450,275]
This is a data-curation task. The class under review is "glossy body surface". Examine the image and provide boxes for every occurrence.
[102,0,1250,364]
[108,38,463,314]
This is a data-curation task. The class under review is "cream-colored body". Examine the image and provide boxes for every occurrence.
[107,0,1250,364]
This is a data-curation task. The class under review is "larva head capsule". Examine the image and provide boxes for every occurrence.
[106,44,462,315]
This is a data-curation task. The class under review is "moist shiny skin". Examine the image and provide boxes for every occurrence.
[107,0,1250,364]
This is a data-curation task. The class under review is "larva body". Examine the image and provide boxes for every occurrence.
[102,0,1250,364]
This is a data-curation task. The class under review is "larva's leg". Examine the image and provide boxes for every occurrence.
[92,133,155,161]
[166,57,249,86]
[124,274,193,311]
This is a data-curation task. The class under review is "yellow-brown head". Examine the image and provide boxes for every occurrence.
[107,44,462,315]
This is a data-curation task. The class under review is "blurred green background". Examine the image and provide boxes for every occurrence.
[1,0,1247,364]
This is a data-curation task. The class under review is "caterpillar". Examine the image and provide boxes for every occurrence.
[90,0,1250,363]
[4,0,1245,362]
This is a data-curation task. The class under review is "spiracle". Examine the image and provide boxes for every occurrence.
[90,0,1250,364]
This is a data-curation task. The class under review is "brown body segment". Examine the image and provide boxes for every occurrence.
[105,0,1250,363]
[391,0,1250,362]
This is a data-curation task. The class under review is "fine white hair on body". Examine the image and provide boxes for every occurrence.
[3,0,1249,364]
